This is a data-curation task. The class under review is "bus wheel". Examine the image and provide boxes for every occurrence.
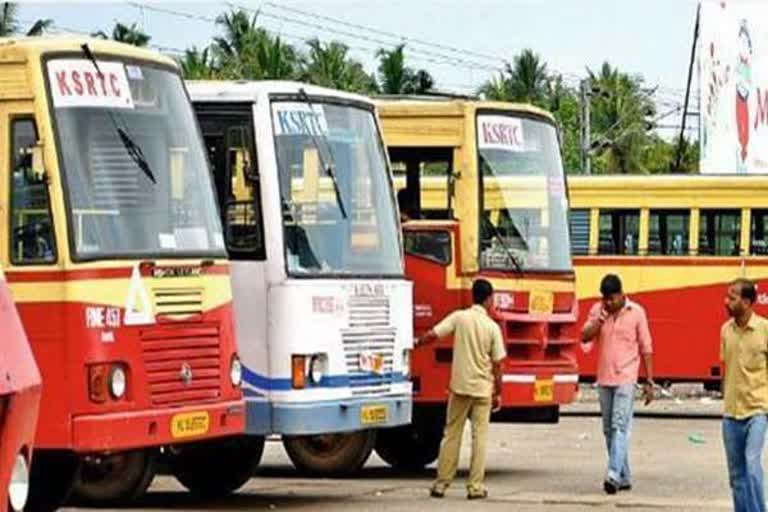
[26,451,79,512]
[375,424,442,470]
[168,435,265,498]
[71,449,156,506]
[283,431,375,475]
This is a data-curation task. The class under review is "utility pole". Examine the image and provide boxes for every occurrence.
[674,3,700,173]
[579,78,592,175]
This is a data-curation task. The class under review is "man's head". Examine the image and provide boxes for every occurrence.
[725,278,757,318]
[600,274,625,314]
[472,279,494,310]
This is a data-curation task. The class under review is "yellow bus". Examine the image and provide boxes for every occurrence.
[0,37,248,508]
[376,97,578,469]
[567,175,768,388]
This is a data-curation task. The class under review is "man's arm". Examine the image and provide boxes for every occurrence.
[638,310,655,404]
[492,360,503,412]
[581,306,607,343]
[416,312,456,347]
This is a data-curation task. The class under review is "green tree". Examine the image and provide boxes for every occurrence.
[376,44,434,94]
[301,39,377,93]
[0,2,52,36]
[214,9,298,80]
[180,46,218,79]
[93,22,150,47]
[506,49,549,104]
[587,62,656,174]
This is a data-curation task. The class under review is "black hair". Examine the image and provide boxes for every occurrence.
[472,279,494,305]
[731,278,757,304]
[600,274,623,297]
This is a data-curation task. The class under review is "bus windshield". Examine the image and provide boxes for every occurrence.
[47,58,225,259]
[272,99,401,277]
[477,113,572,272]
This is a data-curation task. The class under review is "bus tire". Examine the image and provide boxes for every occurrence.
[375,424,442,470]
[282,430,375,475]
[70,449,156,506]
[26,451,79,512]
[168,435,264,498]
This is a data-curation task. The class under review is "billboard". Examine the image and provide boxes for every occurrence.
[699,0,768,173]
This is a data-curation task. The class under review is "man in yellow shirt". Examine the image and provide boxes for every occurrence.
[417,279,505,500]
[721,278,768,512]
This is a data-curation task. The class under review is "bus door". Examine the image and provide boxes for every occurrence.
[194,103,270,432]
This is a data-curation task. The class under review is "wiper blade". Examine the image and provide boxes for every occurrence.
[80,43,156,185]
[117,128,156,184]
[297,88,347,219]
[482,214,524,275]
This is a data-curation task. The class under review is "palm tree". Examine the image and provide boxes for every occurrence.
[588,62,656,174]
[377,44,409,94]
[377,44,433,94]
[180,46,218,79]
[302,39,377,93]
[0,2,52,37]
[93,22,150,47]
[505,49,549,105]
[214,9,257,60]
[213,9,297,80]
[478,74,510,101]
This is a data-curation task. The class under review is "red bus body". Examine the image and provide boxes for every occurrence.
[0,273,41,512]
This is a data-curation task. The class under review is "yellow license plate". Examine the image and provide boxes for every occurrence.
[534,379,554,402]
[529,290,554,316]
[360,405,388,425]
[171,411,210,439]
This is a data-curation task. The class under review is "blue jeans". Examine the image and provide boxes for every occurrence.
[723,414,768,512]
[599,384,635,485]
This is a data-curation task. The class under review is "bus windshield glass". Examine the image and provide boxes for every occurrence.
[477,113,572,272]
[47,58,225,259]
[272,100,401,276]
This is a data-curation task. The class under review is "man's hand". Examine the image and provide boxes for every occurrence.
[598,308,609,324]
[492,392,502,413]
[415,329,438,347]
[642,380,655,406]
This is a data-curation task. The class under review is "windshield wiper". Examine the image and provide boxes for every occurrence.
[81,43,156,185]
[482,215,524,275]
[297,88,347,219]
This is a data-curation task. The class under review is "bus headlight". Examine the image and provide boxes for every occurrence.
[402,349,411,377]
[8,454,29,512]
[109,365,127,399]
[230,356,243,387]
[309,355,325,384]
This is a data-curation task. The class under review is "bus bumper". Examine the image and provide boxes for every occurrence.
[500,373,579,406]
[261,395,412,436]
[71,399,245,452]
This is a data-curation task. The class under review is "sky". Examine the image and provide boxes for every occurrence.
[16,0,701,130]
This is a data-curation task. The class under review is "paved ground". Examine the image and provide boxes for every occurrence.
[63,401,739,511]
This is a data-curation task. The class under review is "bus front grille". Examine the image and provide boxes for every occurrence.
[140,323,221,406]
[342,296,396,396]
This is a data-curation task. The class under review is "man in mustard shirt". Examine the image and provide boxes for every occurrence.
[721,278,768,512]
[417,279,505,500]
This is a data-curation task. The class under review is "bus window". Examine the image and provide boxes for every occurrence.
[389,147,453,220]
[751,210,768,255]
[404,230,451,265]
[598,209,639,256]
[699,209,741,256]
[9,119,56,264]
[649,210,690,256]
[568,209,590,256]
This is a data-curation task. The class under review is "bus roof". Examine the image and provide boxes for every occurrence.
[375,96,556,123]
[568,174,768,208]
[186,80,377,106]
[0,36,177,69]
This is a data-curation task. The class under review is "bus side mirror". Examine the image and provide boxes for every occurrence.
[31,143,46,182]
